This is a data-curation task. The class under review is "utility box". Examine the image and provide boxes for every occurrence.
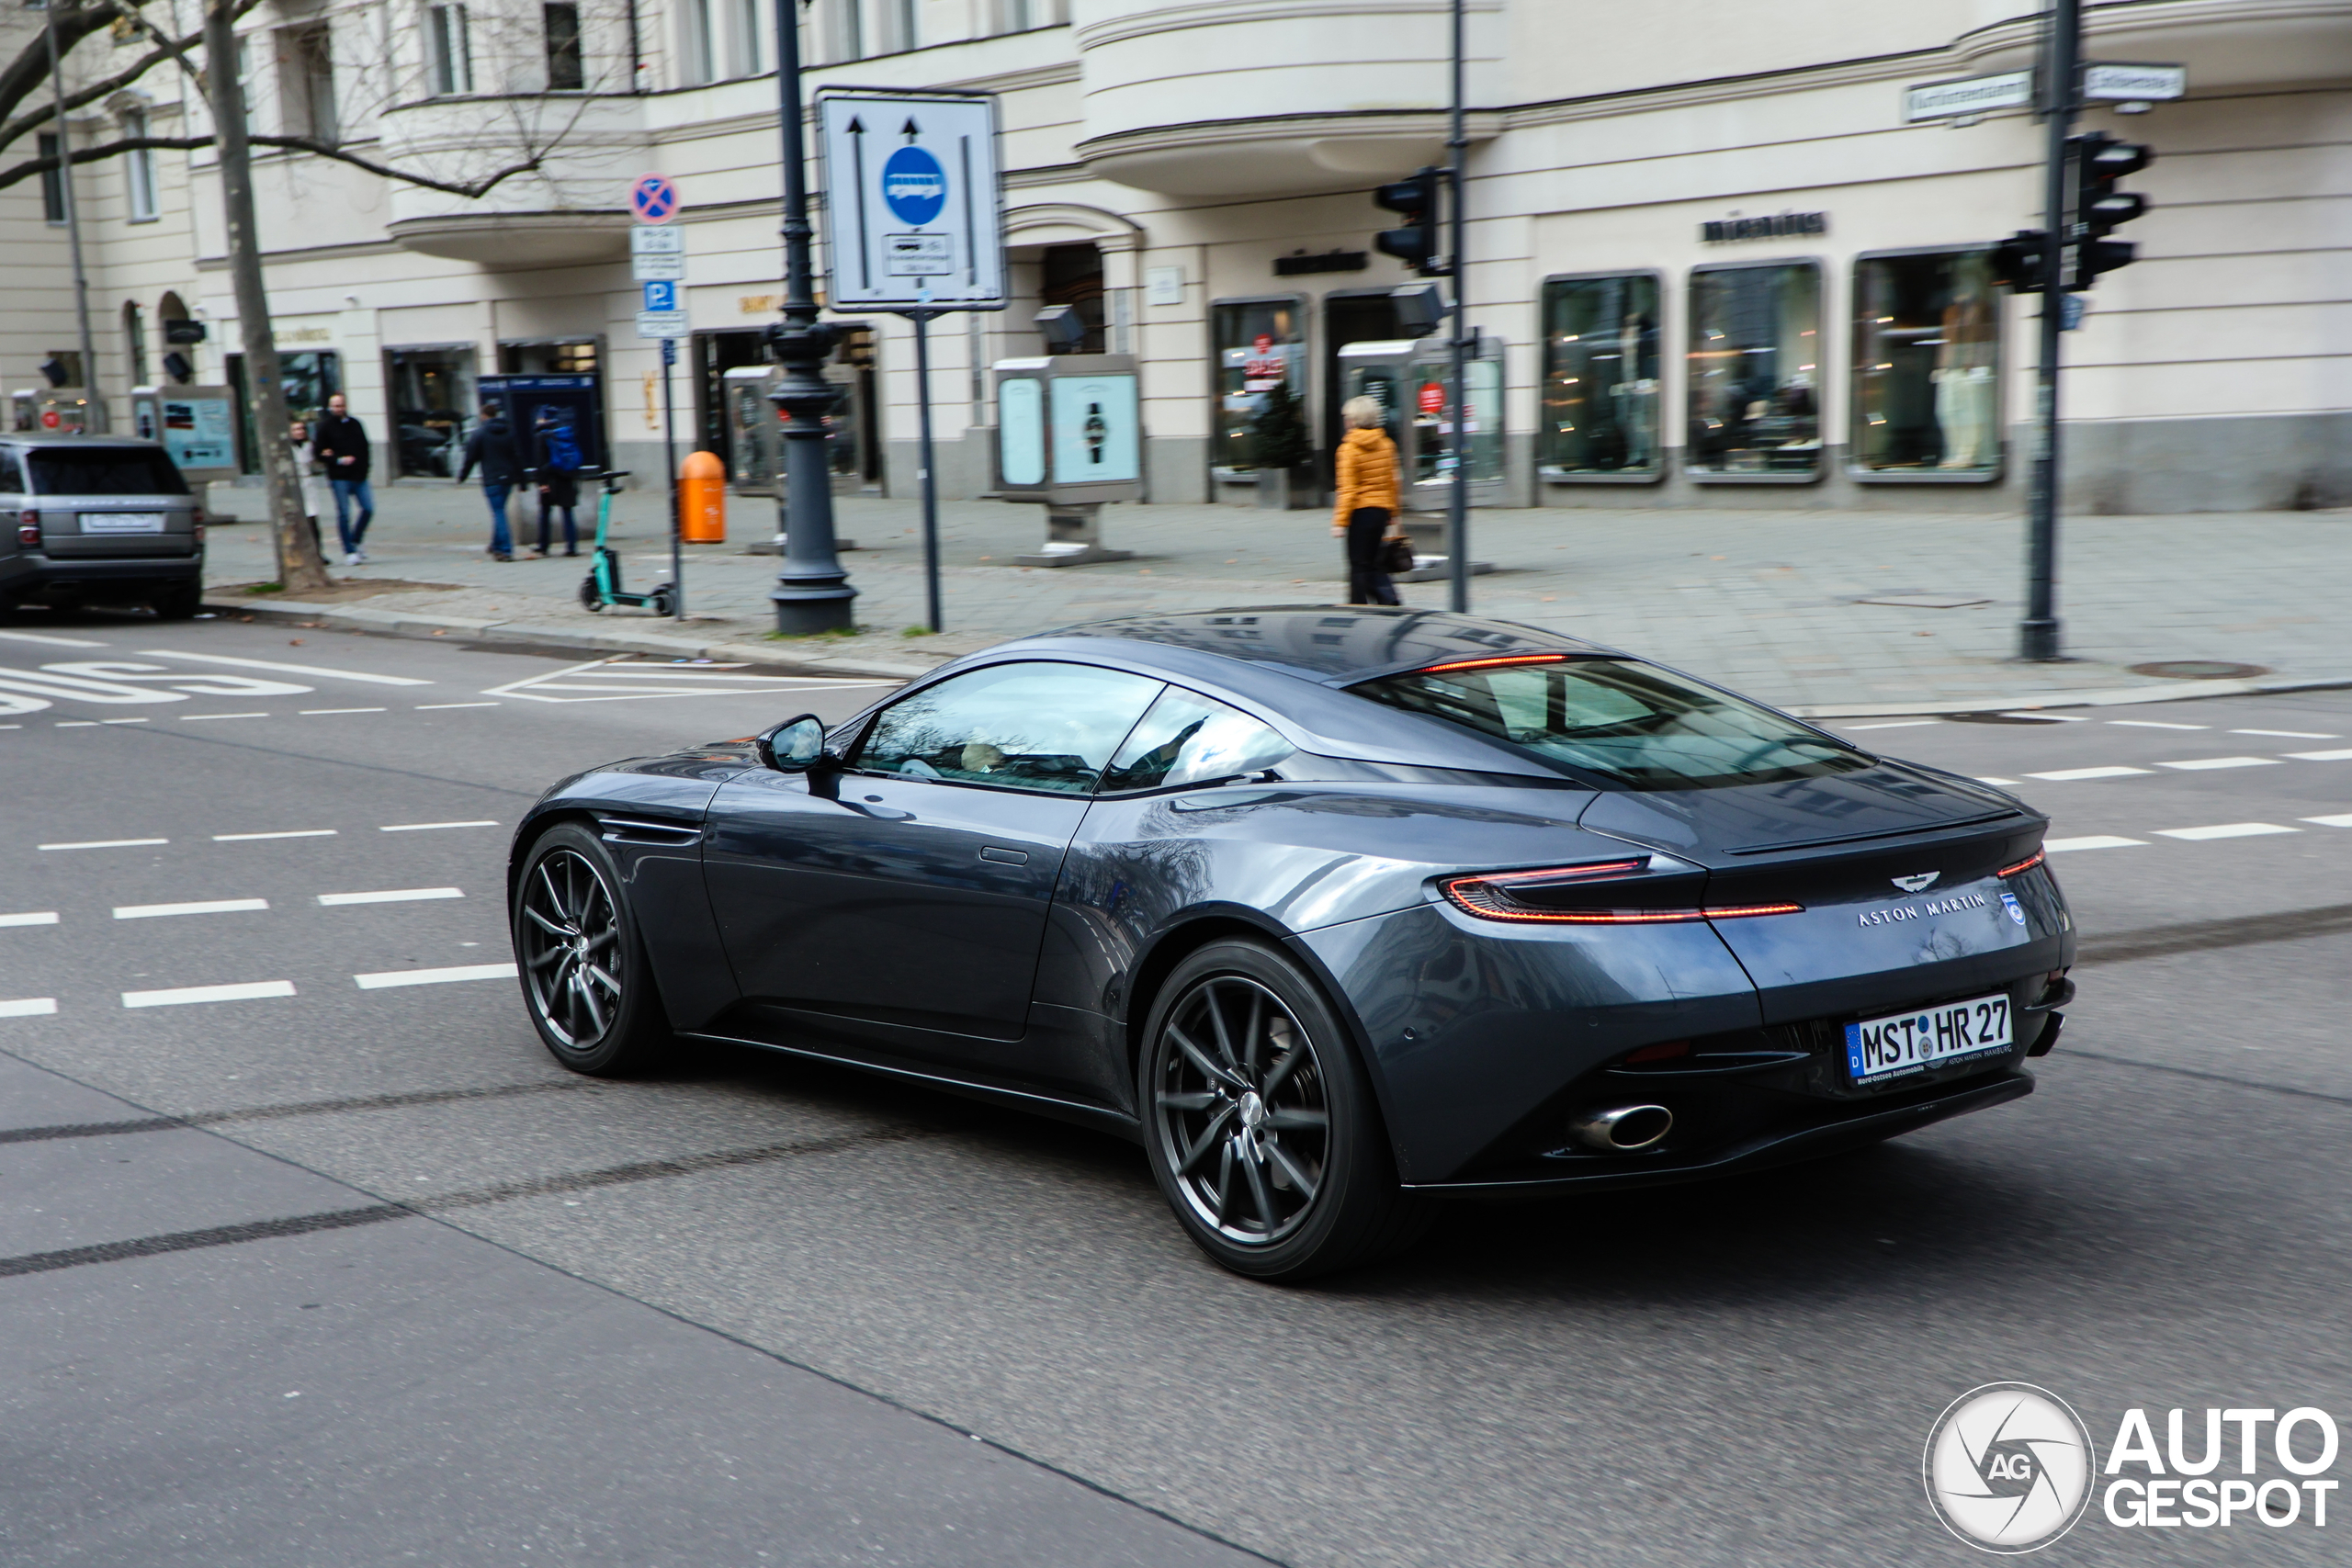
[721,363,873,499]
[479,373,607,477]
[993,355,1143,506]
[10,388,102,435]
[1333,337,1507,515]
[128,386,239,484]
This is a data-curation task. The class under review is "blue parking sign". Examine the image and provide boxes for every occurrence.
[641,279,678,312]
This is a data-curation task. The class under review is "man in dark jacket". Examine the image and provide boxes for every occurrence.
[455,402,521,560]
[311,392,374,564]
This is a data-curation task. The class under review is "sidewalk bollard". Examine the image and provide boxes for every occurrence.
[680,449,726,543]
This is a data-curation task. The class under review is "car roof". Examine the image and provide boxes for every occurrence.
[1028,606,1618,684]
[4,434,172,451]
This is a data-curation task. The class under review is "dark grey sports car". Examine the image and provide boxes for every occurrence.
[508,608,2074,1280]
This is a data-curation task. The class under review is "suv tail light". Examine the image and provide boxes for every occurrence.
[16,509,38,547]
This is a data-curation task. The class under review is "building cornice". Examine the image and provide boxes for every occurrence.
[1075,0,1498,51]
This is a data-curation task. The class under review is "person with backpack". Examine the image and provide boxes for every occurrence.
[455,401,521,561]
[529,406,584,558]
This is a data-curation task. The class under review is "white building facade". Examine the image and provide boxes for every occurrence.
[6,0,2347,513]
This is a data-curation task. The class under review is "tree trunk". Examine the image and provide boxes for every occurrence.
[203,0,326,592]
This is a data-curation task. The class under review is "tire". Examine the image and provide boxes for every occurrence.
[579,573,605,612]
[1139,939,1429,1281]
[648,587,675,617]
[151,583,202,620]
[511,823,673,1075]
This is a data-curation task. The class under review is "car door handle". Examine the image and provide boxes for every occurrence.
[978,846,1028,865]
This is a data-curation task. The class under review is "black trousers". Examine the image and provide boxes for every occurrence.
[1346,507,1401,605]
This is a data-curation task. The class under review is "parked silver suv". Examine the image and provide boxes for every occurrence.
[1,434,204,619]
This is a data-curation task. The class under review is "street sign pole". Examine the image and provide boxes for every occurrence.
[662,337,683,619]
[909,306,943,632]
[630,179,689,620]
[1445,0,1469,615]
[2021,0,2081,662]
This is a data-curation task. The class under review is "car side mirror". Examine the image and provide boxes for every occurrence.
[757,714,831,773]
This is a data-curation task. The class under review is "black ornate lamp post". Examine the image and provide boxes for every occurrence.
[766,0,855,635]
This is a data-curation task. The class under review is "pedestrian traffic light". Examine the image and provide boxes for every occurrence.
[1373,166,1448,276]
[2072,131,2154,288]
[1987,230,2052,292]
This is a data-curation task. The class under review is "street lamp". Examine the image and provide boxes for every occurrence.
[765,0,855,635]
[29,0,103,430]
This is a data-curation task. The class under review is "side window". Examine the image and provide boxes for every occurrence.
[0,448,23,494]
[857,661,1163,795]
[1101,687,1295,794]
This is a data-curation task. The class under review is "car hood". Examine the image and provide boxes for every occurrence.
[1575,760,2034,868]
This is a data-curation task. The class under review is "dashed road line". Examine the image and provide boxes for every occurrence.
[300,706,387,716]
[354,963,518,989]
[1975,776,2021,786]
[0,998,58,1017]
[2302,814,2352,829]
[2156,756,2279,772]
[2048,836,2149,852]
[2028,766,2153,782]
[0,911,60,927]
[1843,720,1938,731]
[2154,823,2297,841]
[2288,749,2352,761]
[39,838,166,852]
[379,819,498,832]
[121,980,296,1009]
[318,887,463,906]
[135,650,432,686]
[180,712,270,722]
[2006,712,2090,721]
[2234,729,2337,739]
[2109,720,2205,730]
[0,631,106,648]
[213,829,337,841]
[113,898,270,920]
[414,702,500,710]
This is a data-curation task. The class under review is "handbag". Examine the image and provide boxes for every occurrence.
[1378,535,1416,575]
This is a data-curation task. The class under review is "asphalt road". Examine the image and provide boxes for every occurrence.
[5,612,2349,1565]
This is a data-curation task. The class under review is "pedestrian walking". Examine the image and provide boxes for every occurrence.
[311,391,375,564]
[528,405,584,558]
[285,417,326,565]
[455,401,521,561]
[1332,396,1405,606]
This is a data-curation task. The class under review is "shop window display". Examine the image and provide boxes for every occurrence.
[1686,261,1821,477]
[1211,299,1303,476]
[1852,251,2001,476]
[1539,273,1661,479]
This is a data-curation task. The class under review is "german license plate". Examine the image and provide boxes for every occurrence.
[1845,993,2012,1085]
[83,512,164,533]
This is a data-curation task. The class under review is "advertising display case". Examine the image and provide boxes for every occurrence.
[993,353,1141,565]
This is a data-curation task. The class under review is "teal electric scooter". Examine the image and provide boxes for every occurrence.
[578,469,674,616]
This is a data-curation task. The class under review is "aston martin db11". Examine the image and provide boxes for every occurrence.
[508,608,2075,1280]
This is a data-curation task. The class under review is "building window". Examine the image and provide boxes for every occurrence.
[1686,260,1822,478]
[882,0,916,52]
[543,3,585,89]
[427,5,472,96]
[827,0,863,62]
[277,23,337,143]
[123,108,159,221]
[730,0,762,74]
[1210,298,1304,476]
[1852,251,2002,478]
[38,132,65,223]
[1540,272,1662,479]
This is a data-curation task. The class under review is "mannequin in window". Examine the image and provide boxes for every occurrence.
[1936,255,1998,468]
[1612,309,1658,469]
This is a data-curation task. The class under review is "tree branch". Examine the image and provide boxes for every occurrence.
[0,131,545,200]
[0,3,120,132]
[0,0,266,154]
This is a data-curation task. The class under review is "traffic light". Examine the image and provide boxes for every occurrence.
[1373,166,1448,276]
[2072,131,2154,288]
[1988,230,2052,292]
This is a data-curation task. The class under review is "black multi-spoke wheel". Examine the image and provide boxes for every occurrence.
[1141,940,1428,1280]
[512,824,669,1074]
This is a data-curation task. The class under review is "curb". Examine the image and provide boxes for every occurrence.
[204,595,945,682]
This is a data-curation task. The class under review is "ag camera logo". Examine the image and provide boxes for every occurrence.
[1923,1382,2097,1552]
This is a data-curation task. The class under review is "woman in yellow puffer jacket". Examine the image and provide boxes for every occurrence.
[1331,396,1405,605]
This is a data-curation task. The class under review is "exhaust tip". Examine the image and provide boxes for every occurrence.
[1570,1104,1673,1153]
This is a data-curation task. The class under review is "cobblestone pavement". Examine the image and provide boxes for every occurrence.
[199,480,2352,713]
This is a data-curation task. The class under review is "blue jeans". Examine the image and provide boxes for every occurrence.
[329,478,375,555]
[484,483,513,556]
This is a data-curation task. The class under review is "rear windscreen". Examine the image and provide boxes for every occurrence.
[25,447,190,496]
[1352,658,1871,790]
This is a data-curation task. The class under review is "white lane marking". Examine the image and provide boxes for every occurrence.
[2155,756,2280,771]
[319,887,463,906]
[40,837,166,851]
[0,631,107,647]
[55,721,98,728]
[2301,814,2352,829]
[2046,836,2150,852]
[482,653,889,705]
[102,717,149,725]
[214,829,337,841]
[2025,766,2153,781]
[1975,776,2022,786]
[379,819,498,832]
[2234,729,2337,739]
[2287,749,2352,761]
[414,702,500,710]
[0,997,58,1017]
[2003,711,2091,721]
[1841,720,1938,730]
[2109,719,2207,730]
[354,963,517,989]
[0,911,60,927]
[137,650,432,686]
[2154,823,2299,841]
[181,712,271,722]
[300,706,387,716]
[123,980,296,1008]
[115,898,271,919]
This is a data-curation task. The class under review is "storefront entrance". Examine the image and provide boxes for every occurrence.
[1321,290,1404,480]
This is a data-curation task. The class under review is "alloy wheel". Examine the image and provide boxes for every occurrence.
[518,848,624,1048]
[1153,976,1331,1245]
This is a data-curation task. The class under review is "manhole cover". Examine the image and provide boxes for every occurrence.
[2128,660,2271,680]
[1851,593,1995,610]
[1949,712,2071,725]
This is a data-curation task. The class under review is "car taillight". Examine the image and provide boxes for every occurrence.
[192,523,206,545]
[1439,860,1803,924]
[16,509,39,547]
[1997,849,2046,877]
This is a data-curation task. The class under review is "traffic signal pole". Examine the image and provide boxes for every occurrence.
[2020,0,2081,662]
[1445,0,1470,615]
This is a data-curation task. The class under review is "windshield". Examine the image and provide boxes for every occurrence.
[26,446,190,497]
[1351,657,1871,789]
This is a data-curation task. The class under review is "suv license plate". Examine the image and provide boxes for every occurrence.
[82,512,165,533]
[1845,993,2011,1085]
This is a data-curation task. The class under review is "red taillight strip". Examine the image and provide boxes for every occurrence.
[1997,850,2046,878]
[1417,652,1572,674]
[1475,859,1648,886]
[1702,903,1804,919]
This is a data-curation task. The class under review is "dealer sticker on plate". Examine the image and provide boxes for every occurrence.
[1845,992,2011,1085]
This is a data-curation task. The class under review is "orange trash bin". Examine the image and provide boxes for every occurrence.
[679,449,726,543]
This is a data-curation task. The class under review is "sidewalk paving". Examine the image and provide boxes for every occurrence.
[201,480,2352,715]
